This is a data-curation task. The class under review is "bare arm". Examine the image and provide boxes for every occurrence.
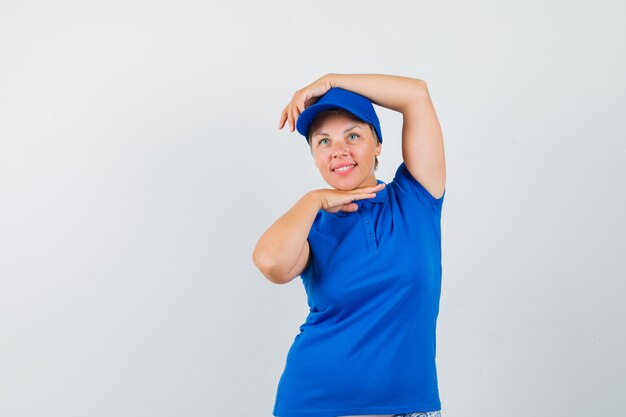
[324,73,425,113]
[252,183,386,285]
[252,191,320,285]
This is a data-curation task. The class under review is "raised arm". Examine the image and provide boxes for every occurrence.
[323,73,446,199]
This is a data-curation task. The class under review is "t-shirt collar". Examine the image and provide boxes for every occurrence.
[356,179,388,205]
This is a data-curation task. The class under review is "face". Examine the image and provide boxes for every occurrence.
[309,112,382,191]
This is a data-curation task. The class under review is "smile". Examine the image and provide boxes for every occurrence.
[333,164,355,175]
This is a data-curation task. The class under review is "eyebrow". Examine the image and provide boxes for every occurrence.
[313,125,362,138]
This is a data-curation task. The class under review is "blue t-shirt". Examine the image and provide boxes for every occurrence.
[273,161,446,417]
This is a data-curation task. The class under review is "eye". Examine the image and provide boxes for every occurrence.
[348,133,360,140]
[319,138,329,145]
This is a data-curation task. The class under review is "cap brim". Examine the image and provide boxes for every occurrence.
[296,101,372,141]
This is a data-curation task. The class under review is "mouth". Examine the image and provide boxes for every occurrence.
[332,163,356,175]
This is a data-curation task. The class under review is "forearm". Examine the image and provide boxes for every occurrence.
[324,73,429,114]
[252,191,320,279]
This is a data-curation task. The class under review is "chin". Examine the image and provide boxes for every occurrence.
[319,164,371,190]
[324,176,362,191]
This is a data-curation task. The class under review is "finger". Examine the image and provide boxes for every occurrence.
[293,106,300,131]
[340,202,358,212]
[363,183,386,192]
[351,186,383,197]
[286,106,293,132]
[278,109,288,129]
[286,109,293,130]
[291,107,298,132]
[347,193,375,203]
[295,107,302,126]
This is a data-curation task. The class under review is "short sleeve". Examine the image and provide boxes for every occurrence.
[392,161,445,215]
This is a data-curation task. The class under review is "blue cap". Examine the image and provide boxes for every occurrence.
[296,87,383,144]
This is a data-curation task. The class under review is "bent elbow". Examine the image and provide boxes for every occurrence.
[252,250,289,285]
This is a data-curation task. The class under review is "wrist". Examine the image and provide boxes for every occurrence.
[322,73,338,89]
[304,190,323,210]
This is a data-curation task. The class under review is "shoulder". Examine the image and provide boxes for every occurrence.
[390,161,446,215]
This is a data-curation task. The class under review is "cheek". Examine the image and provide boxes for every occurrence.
[313,155,326,168]
[314,149,332,161]
[358,146,375,159]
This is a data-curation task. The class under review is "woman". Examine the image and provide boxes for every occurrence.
[252,73,447,417]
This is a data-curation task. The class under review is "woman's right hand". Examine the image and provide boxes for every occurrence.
[313,183,386,213]
[279,74,335,133]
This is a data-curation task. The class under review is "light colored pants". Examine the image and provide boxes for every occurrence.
[337,411,442,417]
[395,412,442,417]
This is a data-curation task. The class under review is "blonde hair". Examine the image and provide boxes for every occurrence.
[307,108,380,171]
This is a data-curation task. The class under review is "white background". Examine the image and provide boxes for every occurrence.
[1,1,624,416]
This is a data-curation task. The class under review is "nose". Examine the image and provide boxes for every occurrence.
[331,142,349,158]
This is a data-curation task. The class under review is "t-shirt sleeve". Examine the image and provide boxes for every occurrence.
[392,161,446,215]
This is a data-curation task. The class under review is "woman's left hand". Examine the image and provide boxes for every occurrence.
[279,74,334,132]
